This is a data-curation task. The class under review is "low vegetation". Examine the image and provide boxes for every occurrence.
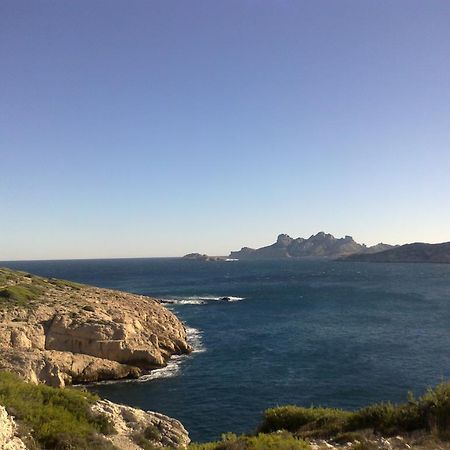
[0,267,84,309]
[0,371,115,449]
[132,424,163,450]
[188,431,310,450]
[189,382,450,449]
[259,381,450,440]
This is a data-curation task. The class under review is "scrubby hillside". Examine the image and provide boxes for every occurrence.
[0,371,189,449]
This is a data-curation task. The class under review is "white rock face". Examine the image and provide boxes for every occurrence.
[92,399,190,449]
[0,406,27,450]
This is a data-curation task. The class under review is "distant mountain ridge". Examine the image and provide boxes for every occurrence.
[342,241,450,264]
[229,232,394,259]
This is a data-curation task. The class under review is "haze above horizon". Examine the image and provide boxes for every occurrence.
[1,1,449,260]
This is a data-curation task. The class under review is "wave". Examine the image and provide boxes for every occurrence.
[138,355,184,381]
[138,326,205,381]
[186,326,206,354]
[159,295,245,305]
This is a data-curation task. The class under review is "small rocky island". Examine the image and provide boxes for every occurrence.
[183,253,226,261]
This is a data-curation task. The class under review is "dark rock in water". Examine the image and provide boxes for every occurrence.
[220,297,231,302]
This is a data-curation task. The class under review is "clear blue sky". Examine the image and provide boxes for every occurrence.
[1,1,449,260]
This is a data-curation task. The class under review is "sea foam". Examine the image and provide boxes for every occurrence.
[159,295,244,305]
[137,326,205,382]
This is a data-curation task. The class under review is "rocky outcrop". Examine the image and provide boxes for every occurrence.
[183,253,225,261]
[229,232,395,259]
[92,399,190,449]
[0,268,191,387]
[0,406,26,450]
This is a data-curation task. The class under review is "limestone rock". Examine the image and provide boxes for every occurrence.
[92,399,190,449]
[0,406,27,450]
[0,268,191,387]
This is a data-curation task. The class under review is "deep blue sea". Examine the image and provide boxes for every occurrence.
[3,258,450,442]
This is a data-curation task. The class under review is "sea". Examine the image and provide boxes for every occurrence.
[3,258,450,442]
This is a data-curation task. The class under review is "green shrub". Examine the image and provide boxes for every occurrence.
[144,424,162,441]
[349,401,423,434]
[189,432,310,450]
[132,432,160,450]
[420,382,450,439]
[259,405,351,436]
[131,424,162,449]
[258,381,450,440]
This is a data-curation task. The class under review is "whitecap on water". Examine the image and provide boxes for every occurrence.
[186,326,206,354]
[158,295,245,305]
[138,326,205,381]
[138,355,184,381]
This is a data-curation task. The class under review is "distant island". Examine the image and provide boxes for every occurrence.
[341,241,450,264]
[229,232,394,259]
[185,232,450,264]
[183,253,226,261]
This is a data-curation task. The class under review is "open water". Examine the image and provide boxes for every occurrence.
[3,258,450,442]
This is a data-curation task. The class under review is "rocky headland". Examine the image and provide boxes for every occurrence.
[0,267,192,449]
[229,232,394,259]
[0,267,191,387]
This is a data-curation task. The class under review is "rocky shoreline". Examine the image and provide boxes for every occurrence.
[0,267,191,387]
[0,267,192,448]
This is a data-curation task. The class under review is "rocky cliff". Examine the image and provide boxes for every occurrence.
[229,232,394,259]
[0,267,191,387]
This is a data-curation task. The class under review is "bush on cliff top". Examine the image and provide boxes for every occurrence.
[259,381,450,440]
[0,371,115,449]
[189,431,310,450]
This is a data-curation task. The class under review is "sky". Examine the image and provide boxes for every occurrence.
[1,1,449,260]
